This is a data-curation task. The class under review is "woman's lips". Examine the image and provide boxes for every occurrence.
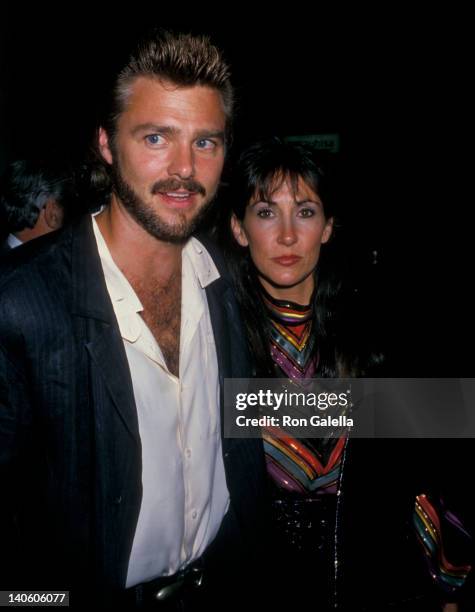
[271,255,302,266]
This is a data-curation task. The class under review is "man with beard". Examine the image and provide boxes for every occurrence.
[0,30,265,610]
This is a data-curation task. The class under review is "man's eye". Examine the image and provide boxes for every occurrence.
[196,139,215,150]
[145,134,164,146]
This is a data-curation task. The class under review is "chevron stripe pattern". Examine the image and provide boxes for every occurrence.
[264,428,346,494]
[261,289,317,381]
[414,493,472,592]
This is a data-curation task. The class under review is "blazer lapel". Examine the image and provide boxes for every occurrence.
[206,277,243,456]
[206,277,233,384]
[70,215,140,445]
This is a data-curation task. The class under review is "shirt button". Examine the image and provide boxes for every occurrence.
[191,510,197,519]
[185,448,192,459]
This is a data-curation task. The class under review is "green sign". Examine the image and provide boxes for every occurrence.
[285,133,340,153]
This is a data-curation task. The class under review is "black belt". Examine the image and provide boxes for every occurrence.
[123,560,205,609]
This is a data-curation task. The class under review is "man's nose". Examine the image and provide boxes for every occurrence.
[277,220,298,246]
[167,144,195,179]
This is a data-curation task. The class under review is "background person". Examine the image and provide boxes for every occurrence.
[0,158,75,252]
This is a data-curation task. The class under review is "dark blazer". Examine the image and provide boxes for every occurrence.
[0,216,266,607]
[0,239,12,258]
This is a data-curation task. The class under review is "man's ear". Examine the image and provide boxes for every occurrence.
[322,217,334,244]
[231,214,249,247]
[98,127,113,165]
[43,199,64,230]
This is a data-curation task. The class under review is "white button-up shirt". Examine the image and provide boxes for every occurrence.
[92,216,229,587]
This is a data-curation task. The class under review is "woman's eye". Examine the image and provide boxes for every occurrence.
[145,134,164,146]
[256,208,274,218]
[299,208,315,218]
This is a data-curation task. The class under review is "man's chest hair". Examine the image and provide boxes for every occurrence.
[134,275,182,374]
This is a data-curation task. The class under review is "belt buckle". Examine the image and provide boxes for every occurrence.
[188,566,204,588]
[153,564,204,602]
[154,575,185,602]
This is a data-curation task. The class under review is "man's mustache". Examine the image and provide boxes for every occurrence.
[151,179,206,197]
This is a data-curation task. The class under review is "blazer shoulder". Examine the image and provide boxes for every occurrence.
[0,227,73,332]
[0,227,72,287]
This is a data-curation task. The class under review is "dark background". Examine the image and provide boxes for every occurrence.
[1,7,472,376]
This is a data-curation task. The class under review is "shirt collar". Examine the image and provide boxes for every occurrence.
[91,213,143,311]
[184,237,220,289]
[91,213,220,345]
[7,233,23,249]
[92,214,144,343]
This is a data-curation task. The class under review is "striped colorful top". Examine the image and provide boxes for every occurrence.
[414,493,472,595]
[260,287,472,594]
[261,289,344,495]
